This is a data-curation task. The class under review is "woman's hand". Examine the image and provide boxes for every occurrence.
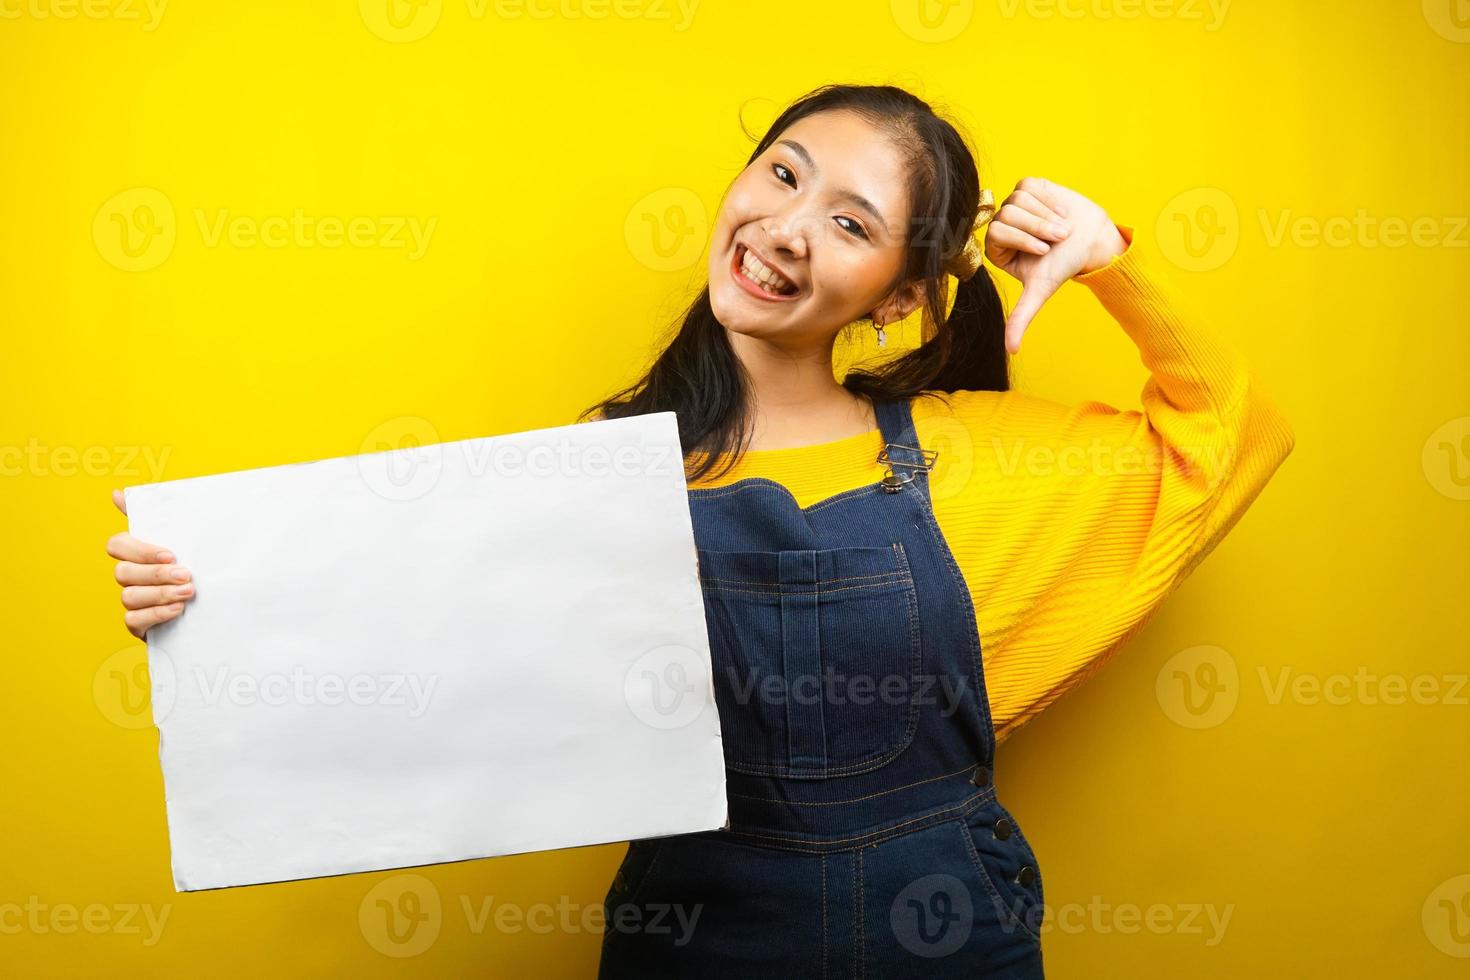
[107,488,194,641]
[983,176,1129,353]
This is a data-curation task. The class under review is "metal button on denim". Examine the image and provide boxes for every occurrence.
[994,817,1014,840]
[1017,865,1036,887]
[971,764,992,787]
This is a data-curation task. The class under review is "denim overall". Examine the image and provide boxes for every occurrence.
[599,395,1047,979]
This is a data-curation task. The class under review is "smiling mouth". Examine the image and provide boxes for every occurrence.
[733,244,800,298]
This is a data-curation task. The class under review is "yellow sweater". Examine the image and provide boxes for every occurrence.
[675,222,1297,744]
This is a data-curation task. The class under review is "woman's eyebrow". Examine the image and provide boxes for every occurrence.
[776,138,892,237]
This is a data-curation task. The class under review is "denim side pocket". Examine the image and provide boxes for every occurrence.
[956,802,1045,945]
[602,838,666,946]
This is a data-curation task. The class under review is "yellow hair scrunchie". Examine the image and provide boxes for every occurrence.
[945,187,998,281]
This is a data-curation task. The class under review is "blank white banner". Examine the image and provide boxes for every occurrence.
[124,411,726,891]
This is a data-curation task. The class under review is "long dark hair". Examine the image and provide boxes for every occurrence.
[580,83,1010,484]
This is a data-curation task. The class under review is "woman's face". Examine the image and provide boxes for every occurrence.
[707,109,919,347]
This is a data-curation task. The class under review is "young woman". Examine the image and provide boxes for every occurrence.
[106,84,1294,977]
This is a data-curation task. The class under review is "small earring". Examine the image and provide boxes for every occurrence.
[874,318,887,348]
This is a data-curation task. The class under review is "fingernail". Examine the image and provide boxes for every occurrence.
[171,567,190,582]
[176,583,194,596]
[158,550,175,563]
[1055,223,1071,235]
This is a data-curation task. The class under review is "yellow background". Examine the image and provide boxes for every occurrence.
[2,0,1467,976]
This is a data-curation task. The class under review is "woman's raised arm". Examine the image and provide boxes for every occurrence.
[923,218,1295,743]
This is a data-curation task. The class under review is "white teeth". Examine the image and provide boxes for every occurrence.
[740,247,794,294]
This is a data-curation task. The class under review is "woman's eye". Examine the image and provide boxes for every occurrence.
[769,162,867,239]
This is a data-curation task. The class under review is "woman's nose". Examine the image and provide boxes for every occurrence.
[762,212,811,258]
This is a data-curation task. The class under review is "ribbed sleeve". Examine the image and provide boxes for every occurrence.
[919,221,1296,743]
[579,219,1295,745]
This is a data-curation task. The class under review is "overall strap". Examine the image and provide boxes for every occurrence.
[872,395,936,490]
[873,394,915,448]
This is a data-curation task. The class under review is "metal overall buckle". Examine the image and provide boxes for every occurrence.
[877,443,937,493]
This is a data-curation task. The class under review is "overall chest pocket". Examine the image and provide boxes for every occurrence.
[695,542,922,778]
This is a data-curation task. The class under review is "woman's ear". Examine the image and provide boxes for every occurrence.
[873,279,927,325]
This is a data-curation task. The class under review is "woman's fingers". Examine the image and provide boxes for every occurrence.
[986,219,1053,257]
[113,558,191,588]
[109,527,191,591]
[1014,175,1073,219]
[1008,190,1070,232]
[124,601,186,639]
[110,490,191,640]
[120,581,195,611]
[997,201,1071,243]
[106,530,175,566]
